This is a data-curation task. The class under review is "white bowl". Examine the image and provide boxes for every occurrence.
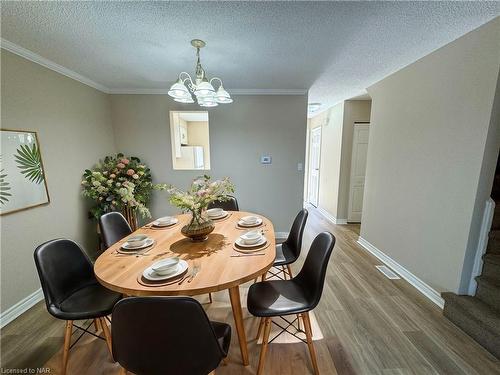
[126,235,148,248]
[157,216,175,225]
[240,230,262,245]
[151,257,180,275]
[207,208,223,217]
[241,215,258,224]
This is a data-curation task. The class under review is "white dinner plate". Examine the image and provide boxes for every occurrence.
[152,218,178,227]
[235,236,267,248]
[142,260,189,281]
[121,238,154,250]
[208,211,228,220]
[238,218,263,227]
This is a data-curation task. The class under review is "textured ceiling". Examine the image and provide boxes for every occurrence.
[1,1,499,109]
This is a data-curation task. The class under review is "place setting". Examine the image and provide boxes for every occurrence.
[206,207,231,222]
[236,215,264,229]
[232,229,270,256]
[144,215,179,230]
[137,256,189,287]
[113,234,156,256]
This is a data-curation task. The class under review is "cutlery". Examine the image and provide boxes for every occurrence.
[177,273,191,285]
[231,253,265,257]
[187,261,201,283]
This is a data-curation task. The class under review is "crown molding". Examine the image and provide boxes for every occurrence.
[108,88,171,95]
[228,89,307,95]
[108,88,308,95]
[1,38,110,93]
[1,39,308,96]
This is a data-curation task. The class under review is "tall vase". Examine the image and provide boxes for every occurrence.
[123,206,138,231]
[181,209,215,242]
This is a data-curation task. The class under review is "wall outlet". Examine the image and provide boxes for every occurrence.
[261,155,272,164]
[297,163,303,171]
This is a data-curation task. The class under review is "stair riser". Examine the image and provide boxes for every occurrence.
[443,304,500,359]
[481,262,500,280]
[476,283,500,311]
[487,237,500,254]
[492,213,500,230]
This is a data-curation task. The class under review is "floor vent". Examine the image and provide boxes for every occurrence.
[376,265,400,280]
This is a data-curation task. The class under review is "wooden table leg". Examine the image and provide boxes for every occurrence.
[228,286,249,366]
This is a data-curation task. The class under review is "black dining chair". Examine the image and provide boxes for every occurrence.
[265,208,308,280]
[208,195,239,211]
[34,239,122,375]
[248,231,336,375]
[99,212,132,249]
[112,296,231,375]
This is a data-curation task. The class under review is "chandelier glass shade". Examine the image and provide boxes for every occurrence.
[168,40,233,107]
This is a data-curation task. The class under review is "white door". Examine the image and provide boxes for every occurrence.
[308,127,322,207]
[348,123,370,222]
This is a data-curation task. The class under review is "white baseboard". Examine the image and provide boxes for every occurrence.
[275,232,289,240]
[316,207,347,225]
[357,237,444,309]
[0,288,44,328]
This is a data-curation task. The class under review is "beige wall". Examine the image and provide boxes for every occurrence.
[110,94,307,232]
[337,100,372,220]
[187,121,211,169]
[362,18,500,293]
[1,51,115,312]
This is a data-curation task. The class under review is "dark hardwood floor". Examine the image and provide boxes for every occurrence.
[2,206,500,374]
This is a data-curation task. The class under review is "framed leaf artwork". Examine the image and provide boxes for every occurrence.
[0,129,50,215]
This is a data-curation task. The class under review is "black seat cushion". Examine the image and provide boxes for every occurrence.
[54,282,122,320]
[272,209,308,267]
[274,243,298,266]
[247,280,312,317]
[34,238,122,321]
[248,232,336,318]
[211,321,231,356]
[112,297,229,375]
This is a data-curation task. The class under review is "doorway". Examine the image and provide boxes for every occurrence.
[308,126,322,207]
[348,123,370,222]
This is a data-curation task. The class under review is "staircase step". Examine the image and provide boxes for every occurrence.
[486,230,500,254]
[482,254,500,280]
[442,292,500,359]
[492,206,500,230]
[475,276,500,311]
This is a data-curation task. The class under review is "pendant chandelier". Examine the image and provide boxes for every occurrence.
[168,39,233,107]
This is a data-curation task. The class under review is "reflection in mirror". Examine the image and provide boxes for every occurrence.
[170,111,211,170]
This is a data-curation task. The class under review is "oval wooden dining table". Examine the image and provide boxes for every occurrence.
[94,211,276,366]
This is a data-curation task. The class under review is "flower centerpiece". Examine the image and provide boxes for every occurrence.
[167,175,234,241]
[81,153,167,229]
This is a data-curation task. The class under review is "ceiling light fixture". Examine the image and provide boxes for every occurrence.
[168,39,233,107]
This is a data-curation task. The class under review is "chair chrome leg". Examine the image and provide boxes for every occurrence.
[62,320,73,375]
[282,266,287,280]
[302,312,319,375]
[286,264,293,278]
[99,317,114,359]
[257,317,272,375]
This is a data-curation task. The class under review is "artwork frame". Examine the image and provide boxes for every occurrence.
[0,129,50,216]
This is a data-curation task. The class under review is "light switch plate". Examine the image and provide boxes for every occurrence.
[261,155,272,164]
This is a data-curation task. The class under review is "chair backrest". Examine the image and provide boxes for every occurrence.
[284,208,309,257]
[112,297,224,375]
[294,232,336,309]
[34,239,95,314]
[207,195,239,211]
[99,212,132,249]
